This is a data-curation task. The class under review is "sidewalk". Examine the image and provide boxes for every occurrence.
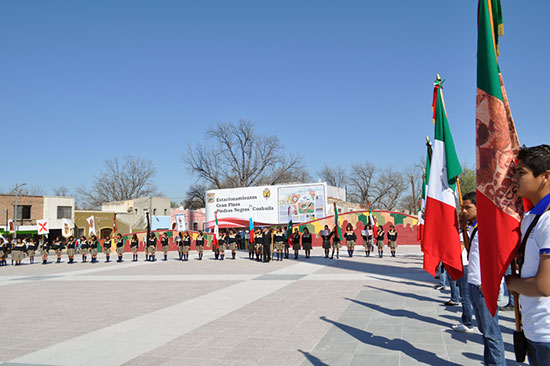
[0,246,520,365]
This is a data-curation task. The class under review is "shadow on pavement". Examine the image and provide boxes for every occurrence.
[298,350,329,366]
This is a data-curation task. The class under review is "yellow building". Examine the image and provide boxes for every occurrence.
[74,211,130,238]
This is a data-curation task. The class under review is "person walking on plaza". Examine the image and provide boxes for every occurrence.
[146,233,157,262]
[273,227,285,261]
[362,224,373,257]
[182,231,191,261]
[115,233,124,262]
[130,234,139,261]
[195,231,205,260]
[462,191,505,365]
[161,232,169,261]
[387,224,398,257]
[103,235,112,263]
[90,235,99,263]
[66,236,77,264]
[344,224,356,257]
[321,225,332,258]
[27,237,36,264]
[262,227,272,262]
[40,237,50,264]
[80,236,89,263]
[505,145,550,365]
[292,228,301,259]
[228,229,238,260]
[302,227,312,259]
[331,226,341,259]
[376,225,385,258]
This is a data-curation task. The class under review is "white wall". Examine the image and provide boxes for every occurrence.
[43,196,75,229]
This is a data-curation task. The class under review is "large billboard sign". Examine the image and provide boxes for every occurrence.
[205,182,327,228]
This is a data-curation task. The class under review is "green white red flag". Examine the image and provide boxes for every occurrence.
[422,77,463,280]
[476,0,523,315]
[212,211,219,249]
[417,138,433,242]
[334,203,342,241]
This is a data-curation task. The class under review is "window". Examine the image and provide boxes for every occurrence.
[16,205,31,220]
[153,208,157,215]
[193,222,198,231]
[164,209,167,215]
[57,206,72,219]
[77,228,84,238]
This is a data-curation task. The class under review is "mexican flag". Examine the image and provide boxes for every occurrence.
[417,138,433,242]
[422,77,463,280]
[333,203,342,241]
[476,0,523,315]
[286,208,293,245]
[212,212,219,249]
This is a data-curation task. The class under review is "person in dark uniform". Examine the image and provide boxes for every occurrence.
[103,235,112,263]
[273,227,285,261]
[27,237,37,264]
[52,237,62,263]
[66,236,77,264]
[12,238,26,265]
[321,225,332,258]
[147,233,157,261]
[387,224,398,257]
[182,231,191,261]
[161,232,169,261]
[0,237,7,266]
[302,227,313,258]
[292,228,301,259]
[376,225,385,258]
[40,237,50,264]
[90,235,99,263]
[115,233,125,262]
[344,224,357,257]
[218,230,227,260]
[80,236,90,263]
[130,234,139,261]
[254,229,263,262]
[228,229,237,260]
[331,226,341,259]
[195,231,205,260]
[262,227,272,262]
[361,225,373,257]
[176,232,184,260]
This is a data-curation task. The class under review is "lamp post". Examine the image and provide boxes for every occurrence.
[12,183,27,239]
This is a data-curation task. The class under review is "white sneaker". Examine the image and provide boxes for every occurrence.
[452,324,474,333]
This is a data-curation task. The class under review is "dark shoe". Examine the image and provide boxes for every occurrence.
[444,300,459,306]
[434,285,445,290]
[499,304,514,311]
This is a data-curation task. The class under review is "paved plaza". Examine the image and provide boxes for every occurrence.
[0,246,521,366]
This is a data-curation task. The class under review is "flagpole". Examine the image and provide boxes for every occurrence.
[456,178,471,252]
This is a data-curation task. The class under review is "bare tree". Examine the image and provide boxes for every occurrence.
[371,168,408,210]
[53,186,70,196]
[183,183,207,209]
[184,120,308,188]
[76,156,158,209]
[318,165,347,188]
[348,162,376,204]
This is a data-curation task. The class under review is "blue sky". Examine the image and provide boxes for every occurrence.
[2,0,549,201]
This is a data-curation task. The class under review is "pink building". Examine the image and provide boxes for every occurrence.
[170,208,206,232]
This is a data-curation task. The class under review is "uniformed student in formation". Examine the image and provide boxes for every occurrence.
[79,236,89,263]
[176,232,184,260]
[89,235,99,263]
[262,227,272,262]
[221,230,230,260]
[283,226,290,259]
[344,224,357,257]
[195,231,205,260]
[52,237,62,263]
[12,238,26,265]
[182,231,191,261]
[247,230,255,260]
[273,226,285,261]
[161,232,169,261]
[27,237,37,264]
[103,235,112,263]
[361,225,373,257]
[302,227,313,259]
[130,234,139,261]
[40,237,50,264]
[321,225,332,258]
[254,229,263,261]
[331,226,341,259]
[66,236,77,264]
[376,225,385,258]
[0,237,6,266]
[292,228,301,259]
[115,233,125,262]
[228,229,238,260]
[146,233,157,261]
[387,224,398,257]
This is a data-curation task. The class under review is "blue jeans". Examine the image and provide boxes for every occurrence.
[437,263,447,287]
[526,338,550,366]
[449,275,460,302]
[457,265,473,327]
[469,284,505,366]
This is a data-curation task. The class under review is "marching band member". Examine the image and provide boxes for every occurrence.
[52,236,62,263]
[344,224,356,257]
[302,227,312,259]
[273,227,285,261]
[103,235,112,262]
[130,234,139,261]
[195,231,205,260]
[0,237,6,266]
[40,236,50,264]
[80,236,89,263]
[292,228,301,259]
[376,225,385,258]
[90,235,99,263]
[146,233,157,262]
[228,229,237,260]
[218,230,227,260]
[161,232,169,261]
[27,237,37,264]
[182,231,191,261]
[387,224,398,257]
[331,226,341,259]
[115,233,125,262]
[66,236,76,264]
[321,225,332,258]
[254,229,263,262]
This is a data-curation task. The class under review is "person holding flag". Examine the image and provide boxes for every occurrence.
[247,218,255,260]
